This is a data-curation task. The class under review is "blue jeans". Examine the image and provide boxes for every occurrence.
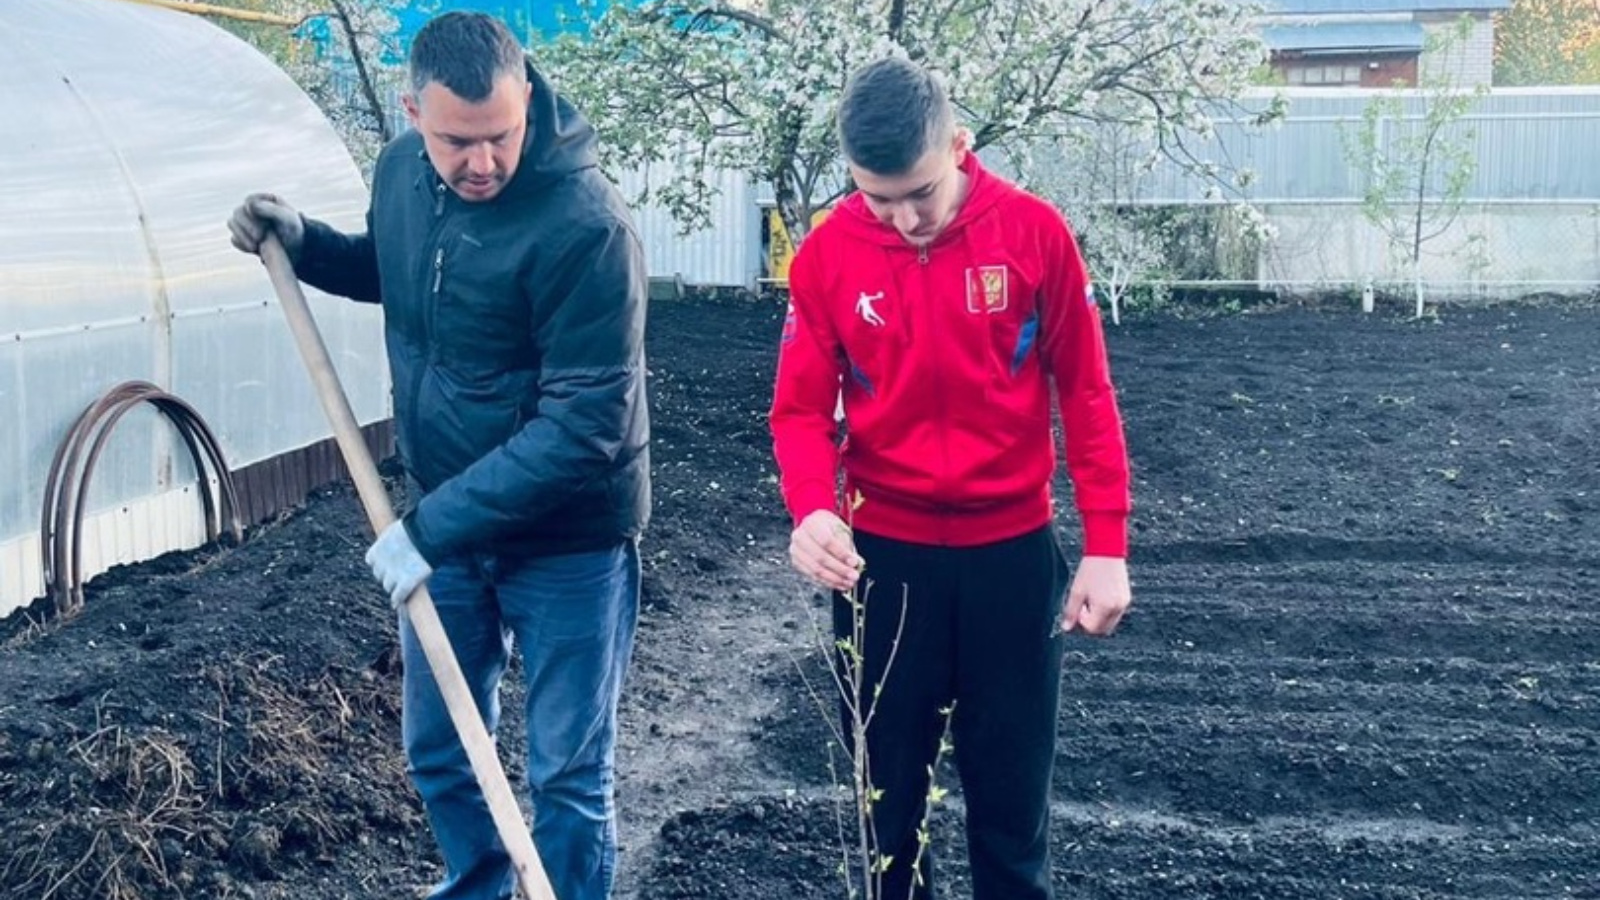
[399,539,640,900]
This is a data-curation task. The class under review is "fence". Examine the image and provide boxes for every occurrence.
[1253,199,1599,298]
[1104,87,1600,300]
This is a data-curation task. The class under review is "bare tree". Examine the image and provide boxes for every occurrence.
[1342,17,1486,317]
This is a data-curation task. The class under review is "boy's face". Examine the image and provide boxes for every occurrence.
[850,128,970,246]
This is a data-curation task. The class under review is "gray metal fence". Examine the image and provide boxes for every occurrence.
[1120,86,1600,299]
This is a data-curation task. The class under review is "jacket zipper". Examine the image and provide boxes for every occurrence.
[426,181,447,352]
[919,242,952,544]
[411,181,449,439]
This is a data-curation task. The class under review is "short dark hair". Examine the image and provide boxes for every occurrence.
[837,58,956,176]
[409,12,525,102]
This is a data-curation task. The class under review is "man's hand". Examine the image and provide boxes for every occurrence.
[789,510,863,592]
[1060,555,1131,636]
[227,192,305,258]
[365,521,433,610]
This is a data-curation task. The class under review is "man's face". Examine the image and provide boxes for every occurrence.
[403,73,530,203]
[849,129,969,246]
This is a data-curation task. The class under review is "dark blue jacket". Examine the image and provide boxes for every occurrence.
[294,62,650,563]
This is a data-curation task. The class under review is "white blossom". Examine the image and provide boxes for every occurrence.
[543,0,1270,243]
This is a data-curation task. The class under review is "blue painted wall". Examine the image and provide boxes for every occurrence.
[300,1,625,64]
[392,1,602,47]
[1265,0,1510,12]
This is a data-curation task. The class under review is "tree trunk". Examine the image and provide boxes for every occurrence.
[1414,258,1425,319]
[330,0,392,144]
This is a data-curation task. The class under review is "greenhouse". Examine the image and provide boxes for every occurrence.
[0,0,389,618]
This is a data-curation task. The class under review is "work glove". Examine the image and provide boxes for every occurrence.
[365,521,433,610]
[227,192,305,259]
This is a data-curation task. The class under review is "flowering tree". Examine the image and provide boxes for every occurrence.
[203,0,404,175]
[544,0,1274,244]
[1494,0,1600,85]
[1564,0,1600,81]
[1022,116,1172,325]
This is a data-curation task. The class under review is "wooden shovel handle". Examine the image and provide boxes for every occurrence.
[259,235,556,900]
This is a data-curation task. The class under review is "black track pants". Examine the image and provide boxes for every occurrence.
[833,526,1067,900]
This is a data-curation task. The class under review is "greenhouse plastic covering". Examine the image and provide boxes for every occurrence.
[0,0,386,615]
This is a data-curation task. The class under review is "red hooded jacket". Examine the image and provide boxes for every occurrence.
[770,155,1131,555]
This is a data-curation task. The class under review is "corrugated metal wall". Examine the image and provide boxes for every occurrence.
[614,165,764,289]
[1139,87,1600,204]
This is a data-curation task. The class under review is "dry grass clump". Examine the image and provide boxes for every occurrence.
[2,652,409,899]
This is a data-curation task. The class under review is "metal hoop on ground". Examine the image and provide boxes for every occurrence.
[40,380,242,618]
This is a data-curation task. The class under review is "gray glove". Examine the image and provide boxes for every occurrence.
[227,192,305,259]
[365,521,433,610]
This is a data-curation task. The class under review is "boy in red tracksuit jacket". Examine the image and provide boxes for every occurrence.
[770,57,1133,900]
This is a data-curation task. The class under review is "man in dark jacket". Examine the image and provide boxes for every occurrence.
[228,13,648,900]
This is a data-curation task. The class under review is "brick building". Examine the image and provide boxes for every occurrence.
[1260,0,1511,87]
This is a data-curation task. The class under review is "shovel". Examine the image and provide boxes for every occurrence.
[258,235,556,900]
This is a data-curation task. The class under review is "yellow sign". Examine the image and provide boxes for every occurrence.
[766,206,832,286]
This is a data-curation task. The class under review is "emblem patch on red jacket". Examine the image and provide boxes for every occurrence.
[966,265,1009,314]
[855,290,886,327]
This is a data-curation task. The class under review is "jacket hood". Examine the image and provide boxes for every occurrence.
[832,152,1010,248]
[510,59,599,192]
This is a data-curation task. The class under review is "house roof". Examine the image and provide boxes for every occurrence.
[1262,21,1427,53]
[1264,0,1511,12]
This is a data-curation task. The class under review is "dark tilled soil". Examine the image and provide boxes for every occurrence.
[2,295,1597,900]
